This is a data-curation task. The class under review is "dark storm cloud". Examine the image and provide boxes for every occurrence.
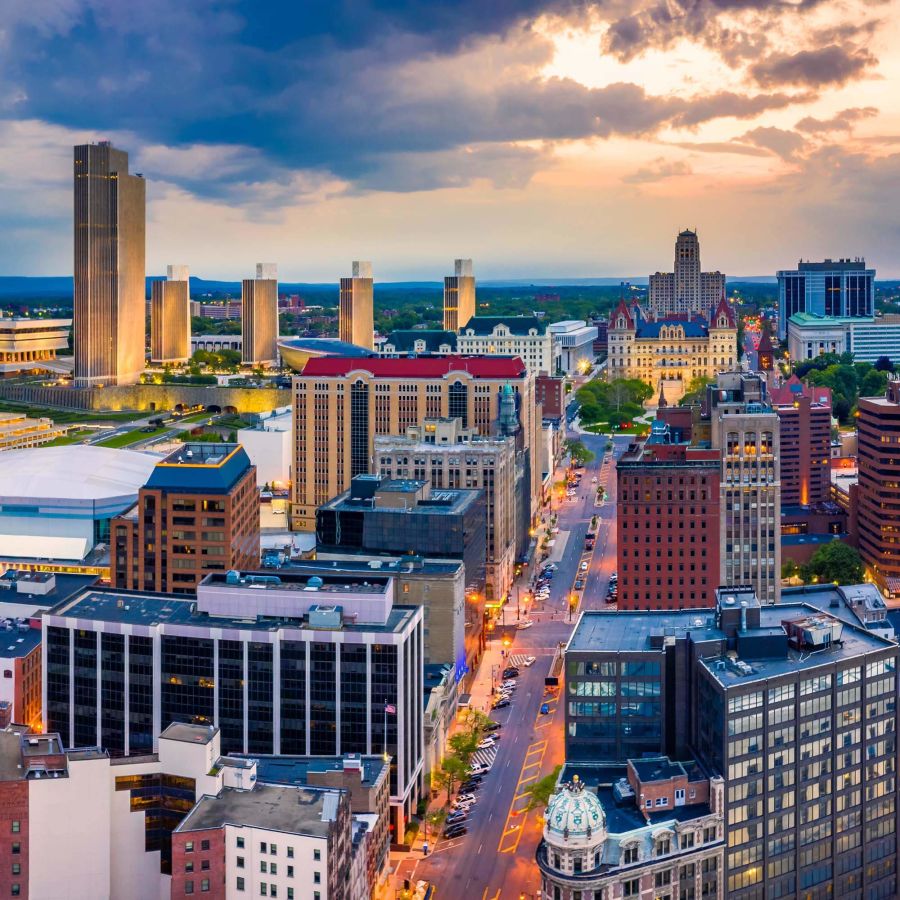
[750,45,876,88]
[0,0,834,199]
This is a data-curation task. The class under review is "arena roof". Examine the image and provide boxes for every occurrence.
[0,446,156,502]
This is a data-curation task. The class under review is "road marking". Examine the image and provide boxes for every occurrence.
[497,737,550,854]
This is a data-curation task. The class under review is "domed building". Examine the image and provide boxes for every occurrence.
[537,760,726,900]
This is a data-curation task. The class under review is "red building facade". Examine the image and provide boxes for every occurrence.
[770,376,832,507]
[617,426,721,610]
[535,374,566,419]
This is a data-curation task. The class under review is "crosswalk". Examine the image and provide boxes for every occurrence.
[507,654,531,669]
[469,745,498,770]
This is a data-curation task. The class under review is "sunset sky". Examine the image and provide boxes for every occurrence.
[1,0,898,279]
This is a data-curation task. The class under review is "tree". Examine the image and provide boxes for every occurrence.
[680,375,714,407]
[565,439,595,466]
[875,356,895,373]
[801,541,864,586]
[781,559,800,581]
[524,765,563,811]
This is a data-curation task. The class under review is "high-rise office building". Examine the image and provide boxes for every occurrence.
[111,443,259,594]
[150,265,190,364]
[708,372,781,604]
[43,572,424,832]
[565,588,900,899]
[777,257,874,340]
[241,263,278,365]
[443,258,476,331]
[617,417,722,610]
[857,381,900,600]
[339,260,374,350]
[374,417,519,600]
[770,376,832,507]
[290,356,540,532]
[649,230,725,316]
[73,142,146,386]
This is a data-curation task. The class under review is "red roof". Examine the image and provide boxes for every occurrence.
[301,355,527,378]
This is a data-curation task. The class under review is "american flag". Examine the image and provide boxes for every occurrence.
[384,703,397,714]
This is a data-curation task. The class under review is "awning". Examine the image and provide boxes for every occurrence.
[0,534,90,562]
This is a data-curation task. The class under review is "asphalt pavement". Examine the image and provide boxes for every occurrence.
[401,431,630,899]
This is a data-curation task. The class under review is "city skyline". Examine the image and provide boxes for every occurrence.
[0,1,898,279]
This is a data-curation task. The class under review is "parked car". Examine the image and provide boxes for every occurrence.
[446,811,468,824]
[478,739,497,750]
[484,722,502,731]
[492,699,511,710]
[444,825,468,838]
[517,620,534,630]
[469,762,491,775]
[503,667,520,678]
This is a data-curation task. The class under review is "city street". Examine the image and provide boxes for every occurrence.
[399,431,629,898]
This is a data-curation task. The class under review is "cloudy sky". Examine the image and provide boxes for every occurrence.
[2,0,898,279]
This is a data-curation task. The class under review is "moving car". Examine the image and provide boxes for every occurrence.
[574,579,585,589]
[540,703,551,715]
[517,620,534,630]
[478,738,497,750]
[581,562,589,571]
[523,656,536,667]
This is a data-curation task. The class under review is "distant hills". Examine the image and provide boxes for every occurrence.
[0,274,782,301]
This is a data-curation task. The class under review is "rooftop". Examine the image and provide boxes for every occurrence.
[636,318,710,339]
[234,754,389,788]
[460,316,546,336]
[0,445,157,502]
[788,312,875,327]
[283,558,462,578]
[300,355,527,379]
[146,443,254,493]
[161,723,218,746]
[176,783,343,838]
[47,586,417,635]
[384,330,457,352]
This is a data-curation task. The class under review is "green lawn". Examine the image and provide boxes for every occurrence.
[178,410,212,423]
[43,428,93,447]
[97,426,167,448]
[0,401,145,425]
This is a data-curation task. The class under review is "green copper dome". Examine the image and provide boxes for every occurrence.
[544,776,606,848]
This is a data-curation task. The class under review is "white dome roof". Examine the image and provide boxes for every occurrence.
[544,776,606,848]
[0,446,157,502]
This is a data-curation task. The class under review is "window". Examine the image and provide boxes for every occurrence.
[287,866,294,878]
[624,879,640,898]
[200,840,210,851]
[270,864,277,876]
[185,883,194,895]
[11,844,20,856]
[237,837,245,849]
[237,857,245,869]
[314,872,321,884]
[260,842,267,853]
[271,889,277,898]
[270,845,277,855]
[11,821,19,834]
[201,881,210,893]
[313,849,320,862]
[11,864,19,876]
[260,886,268,897]
[260,862,267,873]
[186,862,194,873]
[237,878,245,892]
[287,847,294,859]
[623,845,639,864]
[287,891,294,900]
[201,861,210,871]
[11,887,20,898]
[185,842,194,853]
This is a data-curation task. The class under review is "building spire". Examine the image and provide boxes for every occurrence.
[657,380,668,408]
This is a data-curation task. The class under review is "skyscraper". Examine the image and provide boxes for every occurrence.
[708,372,781,604]
[649,229,725,316]
[150,265,190,364]
[241,263,278,365]
[857,380,900,600]
[443,258,476,331]
[73,142,146,386]
[339,260,374,350]
[776,257,874,340]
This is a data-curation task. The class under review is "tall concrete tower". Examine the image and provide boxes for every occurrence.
[443,258,476,331]
[150,265,190,364]
[242,263,278,365]
[339,260,374,350]
[674,230,701,311]
[73,142,146,386]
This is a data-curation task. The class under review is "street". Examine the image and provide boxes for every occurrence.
[399,431,630,898]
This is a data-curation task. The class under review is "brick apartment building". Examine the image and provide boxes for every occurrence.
[112,443,259,594]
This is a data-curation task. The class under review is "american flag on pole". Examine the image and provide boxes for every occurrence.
[384,703,397,714]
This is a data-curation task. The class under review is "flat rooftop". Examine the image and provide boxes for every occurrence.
[49,587,417,635]
[161,723,218,745]
[568,609,721,654]
[0,627,41,659]
[176,783,341,837]
[702,603,896,687]
[203,571,391,596]
[284,558,462,578]
[0,572,99,606]
[234,754,389,788]
[145,443,253,493]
